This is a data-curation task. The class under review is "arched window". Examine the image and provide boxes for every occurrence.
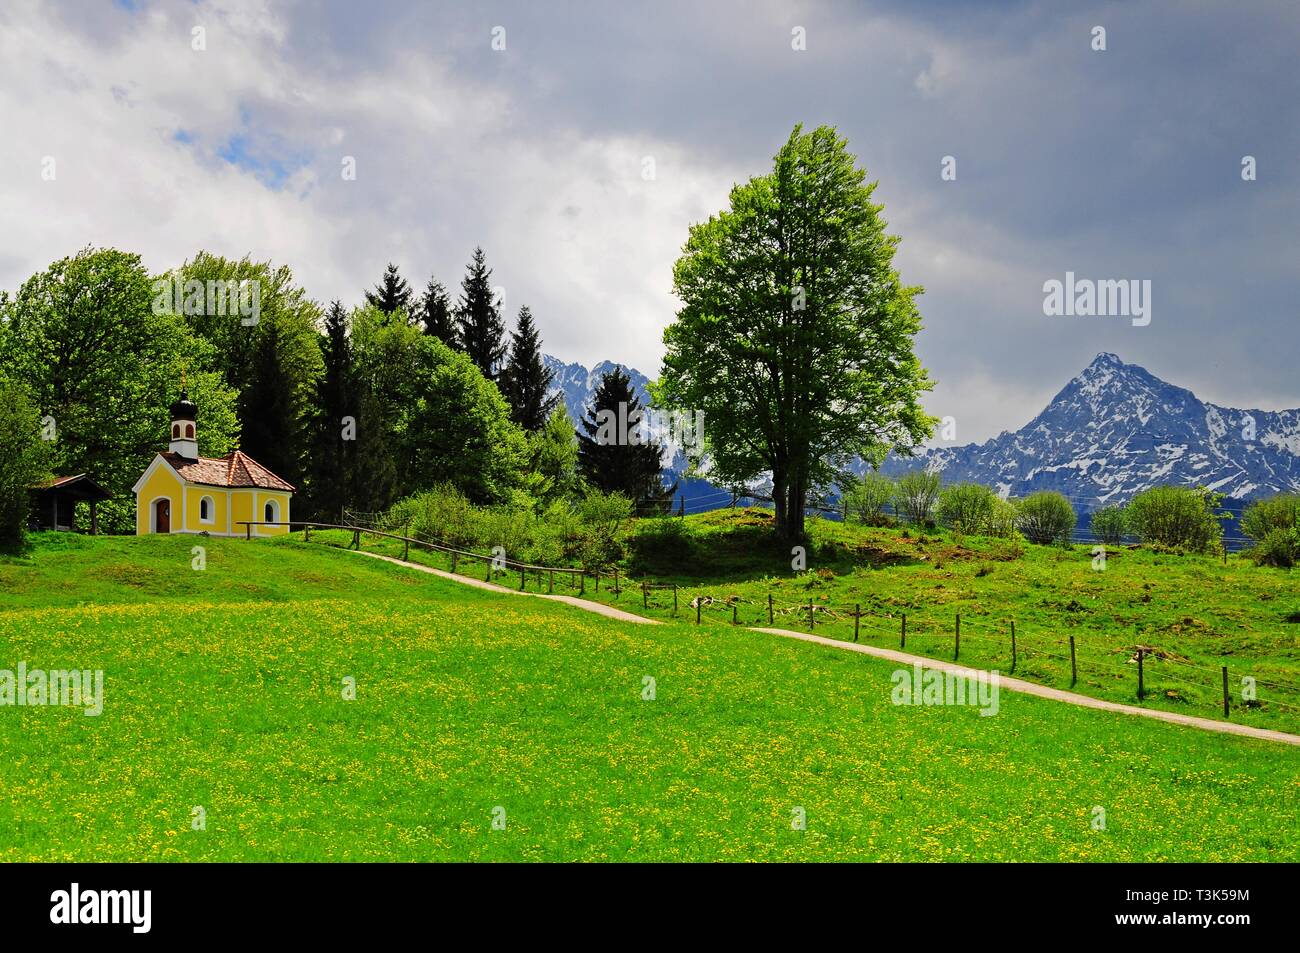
[185,424,194,438]
[172,424,180,438]
[199,496,214,523]
[264,500,278,525]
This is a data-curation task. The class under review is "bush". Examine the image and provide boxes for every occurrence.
[575,490,634,569]
[1015,492,1076,545]
[894,470,941,526]
[1125,486,1224,553]
[1249,527,1300,568]
[843,472,895,526]
[987,497,1019,539]
[937,483,996,534]
[1241,494,1300,542]
[1089,505,1128,545]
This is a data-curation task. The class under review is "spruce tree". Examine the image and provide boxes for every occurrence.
[576,367,676,509]
[419,276,457,347]
[500,305,558,432]
[239,316,303,491]
[365,262,413,318]
[307,301,355,520]
[455,247,507,381]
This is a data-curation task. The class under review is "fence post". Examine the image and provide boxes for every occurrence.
[595,573,599,593]
[579,571,585,594]
[451,551,458,574]
[305,524,311,542]
[1222,665,1230,718]
[808,600,814,631]
[854,604,860,643]
[696,599,701,625]
[352,529,359,550]
[673,584,678,615]
[954,613,960,661]
[403,532,409,562]
[550,570,555,594]
[520,566,526,591]
[901,613,906,649]
[768,594,774,625]
[485,558,491,582]
[732,602,738,625]
[1137,648,1146,700]
[614,568,620,599]
[1069,635,1077,687]
[1010,620,1016,673]
[245,522,251,541]
[643,582,648,609]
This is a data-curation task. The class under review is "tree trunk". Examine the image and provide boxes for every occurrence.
[785,476,806,541]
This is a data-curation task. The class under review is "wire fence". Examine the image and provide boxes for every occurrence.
[243,517,1300,732]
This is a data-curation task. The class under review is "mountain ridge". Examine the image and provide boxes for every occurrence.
[544,351,1300,511]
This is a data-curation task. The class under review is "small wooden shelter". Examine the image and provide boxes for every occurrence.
[29,474,112,534]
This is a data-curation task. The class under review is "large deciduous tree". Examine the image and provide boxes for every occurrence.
[167,252,323,495]
[500,305,558,432]
[0,247,238,533]
[657,124,934,539]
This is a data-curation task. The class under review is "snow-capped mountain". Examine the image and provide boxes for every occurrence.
[546,351,1300,515]
[881,352,1300,509]
[543,355,654,426]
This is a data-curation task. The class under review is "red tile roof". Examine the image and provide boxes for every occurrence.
[161,450,295,492]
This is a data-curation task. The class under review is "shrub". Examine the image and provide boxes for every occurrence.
[1089,505,1128,545]
[1015,492,1076,545]
[575,490,634,569]
[1249,527,1300,568]
[987,497,1019,539]
[1125,486,1224,553]
[894,470,941,526]
[1241,494,1300,542]
[843,472,895,526]
[937,483,996,534]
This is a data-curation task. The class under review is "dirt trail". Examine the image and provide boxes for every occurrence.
[350,549,1300,746]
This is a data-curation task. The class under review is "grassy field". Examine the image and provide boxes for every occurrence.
[318,508,1300,734]
[0,532,1297,861]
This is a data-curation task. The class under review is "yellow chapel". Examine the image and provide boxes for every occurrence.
[133,390,294,537]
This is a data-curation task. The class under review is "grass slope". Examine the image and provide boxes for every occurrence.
[0,534,1296,861]
[332,509,1300,734]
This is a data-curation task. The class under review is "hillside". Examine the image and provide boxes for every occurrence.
[0,533,1295,861]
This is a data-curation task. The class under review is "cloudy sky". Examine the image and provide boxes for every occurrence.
[2,0,1297,442]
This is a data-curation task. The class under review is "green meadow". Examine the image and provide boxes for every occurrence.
[0,532,1296,861]
[316,508,1300,735]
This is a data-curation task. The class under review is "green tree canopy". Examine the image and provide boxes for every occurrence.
[0,247,237,532]
[657,125,934,539]
[0,375,50,549]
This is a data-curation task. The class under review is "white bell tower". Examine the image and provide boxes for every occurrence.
[169,388,199,458]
